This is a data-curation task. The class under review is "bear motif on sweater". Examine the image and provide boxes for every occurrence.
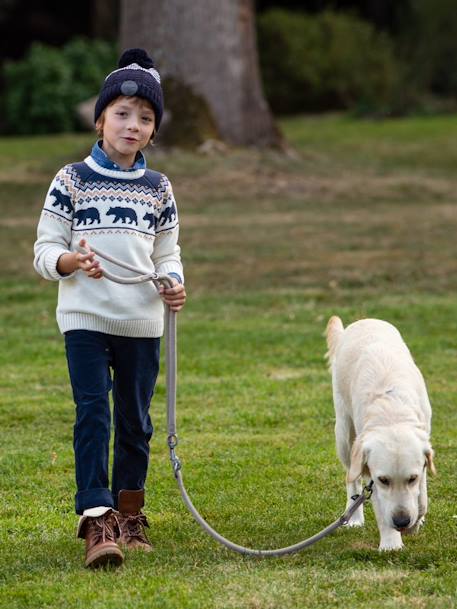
[107,207,138,225]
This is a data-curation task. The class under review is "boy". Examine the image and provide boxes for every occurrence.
[34,48,186,568]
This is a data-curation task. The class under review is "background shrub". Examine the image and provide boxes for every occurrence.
[3,38,117,134]
[399,0,457,98]
[61,38,118,107]
[257,9,402,116]
[4,44,73,134]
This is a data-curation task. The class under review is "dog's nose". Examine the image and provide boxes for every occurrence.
[392,513,411,530]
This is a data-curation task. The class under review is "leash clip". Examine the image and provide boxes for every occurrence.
[168,435,181,477]
[351,481,374,503]
[363,480,374,500]
[170,450,182,476]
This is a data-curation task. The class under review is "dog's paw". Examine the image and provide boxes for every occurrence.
[378,543,404,552]
[345,518,364,528]
[378,540,404,551]
[345,503,364,528]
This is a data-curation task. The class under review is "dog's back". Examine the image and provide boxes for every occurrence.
[326,316,405,364]
[326,317,411,381]
[326,316,431,431]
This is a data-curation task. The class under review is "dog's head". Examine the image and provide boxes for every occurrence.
[348,426,435,531]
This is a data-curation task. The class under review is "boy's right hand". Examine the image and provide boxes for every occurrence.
[57,239,103,279]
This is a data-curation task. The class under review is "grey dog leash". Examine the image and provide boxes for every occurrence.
[76,244,374,556]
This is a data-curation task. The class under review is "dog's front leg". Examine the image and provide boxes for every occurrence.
[378,526,403,551]
[372,494,403,551]
[345,476,364,527]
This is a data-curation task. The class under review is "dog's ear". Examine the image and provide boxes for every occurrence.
[424,445,436,475]
[348,437,370,482]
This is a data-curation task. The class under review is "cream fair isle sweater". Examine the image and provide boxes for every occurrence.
[33,151,183,338]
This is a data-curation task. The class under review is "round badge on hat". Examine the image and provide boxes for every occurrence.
[120,80,139,96]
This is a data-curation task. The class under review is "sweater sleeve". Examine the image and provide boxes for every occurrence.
[152,175,184,282]
[33,168,76,281]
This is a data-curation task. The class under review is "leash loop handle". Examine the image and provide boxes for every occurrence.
[74,243,175,289]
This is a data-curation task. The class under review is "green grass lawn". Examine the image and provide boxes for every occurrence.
[1,115,457,608]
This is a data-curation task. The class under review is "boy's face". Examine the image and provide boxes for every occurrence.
[99,96,156,168]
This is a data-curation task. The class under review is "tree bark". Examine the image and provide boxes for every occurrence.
[120,0,282,147]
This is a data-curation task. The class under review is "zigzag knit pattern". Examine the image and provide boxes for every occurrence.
[45,159,178,239]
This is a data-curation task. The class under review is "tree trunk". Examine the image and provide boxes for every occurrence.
[120,0,282,147]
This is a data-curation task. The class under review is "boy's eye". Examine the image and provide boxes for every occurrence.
[142,116,153,122]
[116,112,127,117]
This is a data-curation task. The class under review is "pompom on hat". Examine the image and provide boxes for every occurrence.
[94,48,164,130]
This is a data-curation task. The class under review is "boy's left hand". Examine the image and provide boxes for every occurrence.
[159,280,186,312]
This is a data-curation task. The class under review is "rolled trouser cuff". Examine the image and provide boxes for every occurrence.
[75,488,114,515]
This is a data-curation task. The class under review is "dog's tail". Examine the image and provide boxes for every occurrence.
[325,316,344,367]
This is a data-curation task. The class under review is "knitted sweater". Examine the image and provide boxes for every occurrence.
[34,144,183,338]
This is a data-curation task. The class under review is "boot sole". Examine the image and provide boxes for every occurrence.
[85,543,124,569]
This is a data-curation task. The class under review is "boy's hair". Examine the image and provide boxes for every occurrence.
[95,96,156,141]
[94,48,163,132]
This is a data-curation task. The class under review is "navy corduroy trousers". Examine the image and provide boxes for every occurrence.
[64,330,161,514]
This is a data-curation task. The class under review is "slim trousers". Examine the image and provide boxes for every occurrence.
[64,330,160,514]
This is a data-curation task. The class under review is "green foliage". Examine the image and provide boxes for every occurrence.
[257,9,401,116]
[61,38,118,108]
[400,0,457,97]
[4,44,74,135]
[3,38,117,135]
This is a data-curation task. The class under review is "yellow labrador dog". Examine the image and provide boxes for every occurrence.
[326,316,435,551]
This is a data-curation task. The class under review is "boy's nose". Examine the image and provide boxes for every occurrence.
[127,117,140,130]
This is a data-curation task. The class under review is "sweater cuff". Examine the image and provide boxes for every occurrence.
[48,248,76,281]
[156,262,184,284]
[168,272,183,284]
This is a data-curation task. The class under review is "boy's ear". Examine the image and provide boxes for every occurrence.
[95,114,105,138]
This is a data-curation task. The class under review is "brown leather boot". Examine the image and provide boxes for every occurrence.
[117,489,153,552]
[77,509,124,568]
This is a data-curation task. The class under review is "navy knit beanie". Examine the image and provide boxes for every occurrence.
[94,48,164,130]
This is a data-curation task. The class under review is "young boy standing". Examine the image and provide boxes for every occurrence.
[34,49,186,568]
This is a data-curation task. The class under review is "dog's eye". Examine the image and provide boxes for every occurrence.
[378,476,390,486]
[408,475,418,484]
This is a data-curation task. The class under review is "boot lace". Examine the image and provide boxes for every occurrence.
[86,513,119,546]
[121,513,150,543]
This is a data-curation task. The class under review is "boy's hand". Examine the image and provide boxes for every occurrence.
[76,239,103,279]
[57,239,103,279]
[159,279,186,312]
